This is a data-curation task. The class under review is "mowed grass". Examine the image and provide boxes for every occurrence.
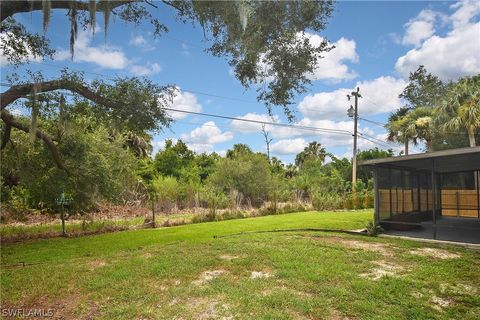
[1,210,479,319]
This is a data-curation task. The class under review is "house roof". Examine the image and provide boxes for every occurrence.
[359,147,480,173]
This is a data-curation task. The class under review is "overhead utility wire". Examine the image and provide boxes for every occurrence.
[0,82,352,136]
[359,117,386,127]
[1,61,260,105]
[163,108,352,136]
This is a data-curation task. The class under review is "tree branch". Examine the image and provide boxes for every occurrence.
[0,110,68,172]
[1,0,134,22]
[160,0,184,13]
[1,123,12,150]
[1,79,120,111]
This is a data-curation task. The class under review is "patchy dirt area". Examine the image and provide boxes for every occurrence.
[1,294,97,320]
[360,260,403,281]
[409,247,460,259]
[250,271,273,279]
[219,254,240,261]
[184,297,233,320]
[142,252,153,259]
[312,236,396,257]
[192,270,227,286]
[440,283,478,295]
[431,296,453,311]
[328,309,353,320]
[88,259,108,271]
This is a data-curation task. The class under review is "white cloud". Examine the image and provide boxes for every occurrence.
[257,33,358,84]
[450,0,480,29]
[230,113,279,133]
[130,35,147,47]
[129,62,161,76]
[55,29,161,75]
[303,33,359,82]
[151,138,178,156]
[270,138,308,155]
[298,76,407,121]
[180,121,233,153]
[166,88,202,120]
[56,30,129,69]
[186,143,215,153]
[395,0,480,80]
[401,9,438,47]
[129,34,155,51]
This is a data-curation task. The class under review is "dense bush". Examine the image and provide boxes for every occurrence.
[312,192,344,211]
[207,152,272,206]
[1,126,138,212]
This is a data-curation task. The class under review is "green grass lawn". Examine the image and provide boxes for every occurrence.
[1,210,479,319]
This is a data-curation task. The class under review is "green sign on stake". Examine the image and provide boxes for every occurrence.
[55,191,71,237]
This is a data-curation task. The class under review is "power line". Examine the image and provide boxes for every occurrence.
[357,134,397,149]
[359,117,386,127]
[0,82,353,136]
[1,61,261,105]
[358,132,397,149]
[164,108,353,136]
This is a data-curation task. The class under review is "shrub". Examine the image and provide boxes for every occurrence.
[352,191,365,209]
[343,194,354,210]
[312,192,343,211]
[191,212,216,223]
[257,205,279,216]
[207,153,272,204]
[220,210,245,220]
[200,188,229,216]
[365,221,383,236]
[363,190,374,208]
[282,203,308,213]
[151,175,181,213]
[161,219,187,227]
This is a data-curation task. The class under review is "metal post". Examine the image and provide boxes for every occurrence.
[431,159,437,239]
[152,195,156,228]
[477,170,479,219]
[396,187,399,213]
[389,168,392,218]
[417,173,421,212]
[426,175,429,212]
[374,168,379,224]
[456,191,460,217]
[401,170,405,213]
[61,204,66,237]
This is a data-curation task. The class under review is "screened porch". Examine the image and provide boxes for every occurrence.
[360,147,480,244]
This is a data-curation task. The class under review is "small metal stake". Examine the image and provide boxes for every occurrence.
[56,191,70,237]
[152,195,156,228]
[61,204,66,237]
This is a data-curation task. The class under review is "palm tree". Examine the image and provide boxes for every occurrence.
[295,141,327,167]
[435,76,480,147]
[404,107,435,152]
[387,107,435,153]
[386,107,412,155]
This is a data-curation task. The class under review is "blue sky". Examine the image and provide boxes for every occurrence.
[2,1,480,163]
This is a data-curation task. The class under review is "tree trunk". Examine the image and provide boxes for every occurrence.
[404,140,409,155]
[468,128,477,147]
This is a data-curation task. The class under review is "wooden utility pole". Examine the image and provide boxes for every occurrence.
[347,87,361,186]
